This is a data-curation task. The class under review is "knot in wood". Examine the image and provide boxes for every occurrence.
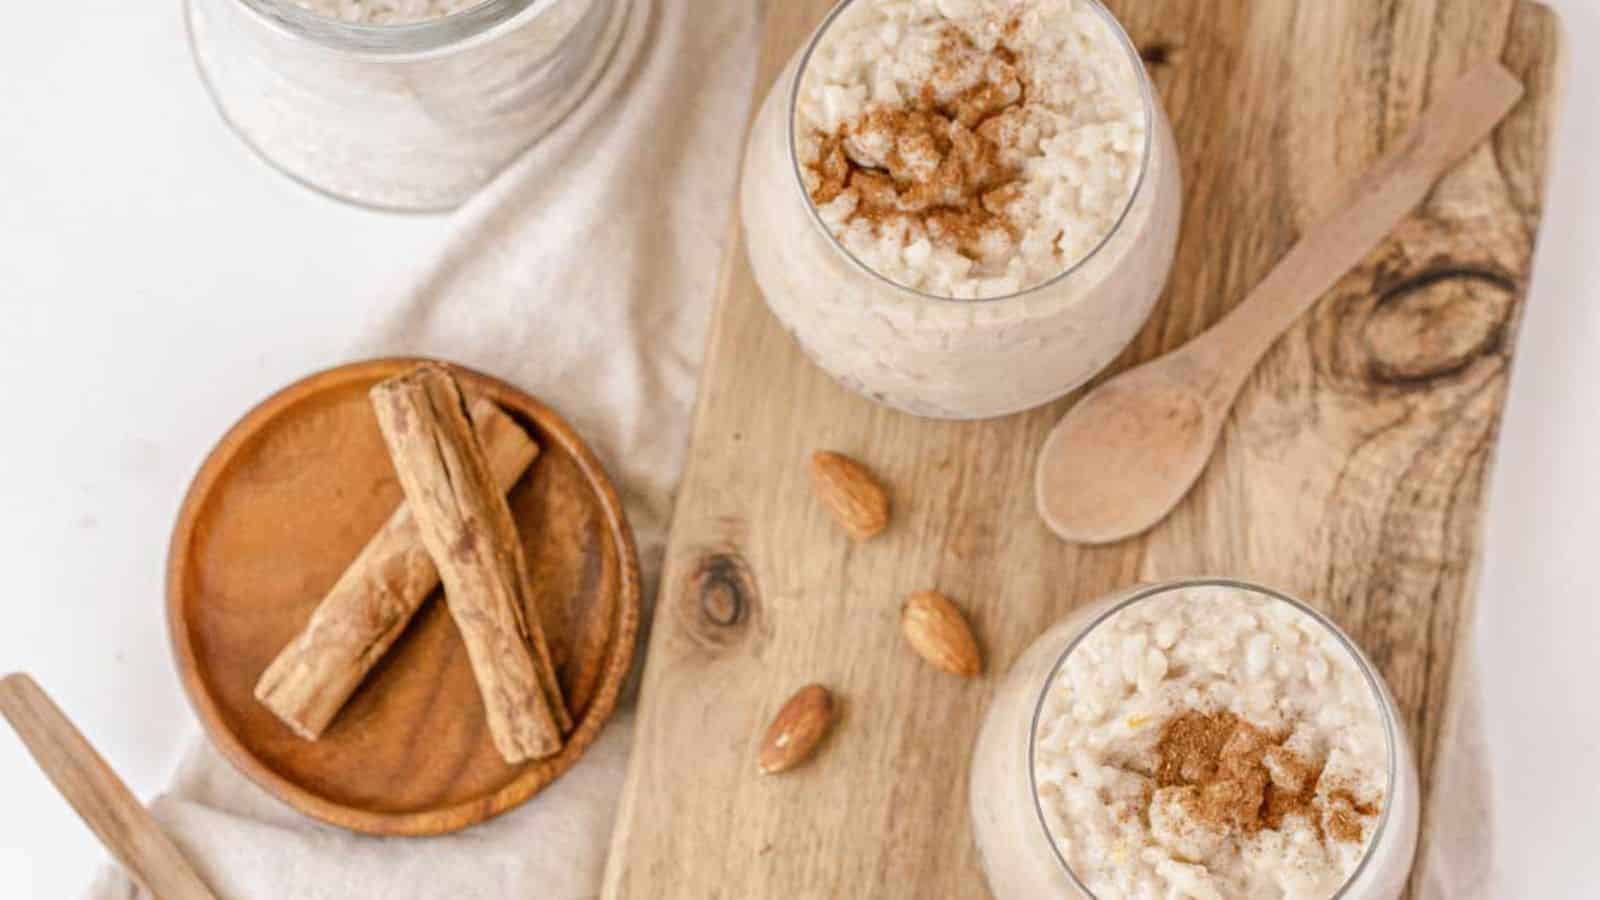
[1139,41,1185,67]
[1363,267,1515,384]
[689,552,756,630]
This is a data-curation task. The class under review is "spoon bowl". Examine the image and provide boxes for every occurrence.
[1036,366,1222,544]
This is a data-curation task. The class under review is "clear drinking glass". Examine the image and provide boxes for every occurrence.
[186,0,631,210]
[970,579,1421,899]
[740,0,1182,420]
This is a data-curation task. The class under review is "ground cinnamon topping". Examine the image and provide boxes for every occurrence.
[1151,710,1378,847]
[1324,788,1382,844]
[804,24,1029,264]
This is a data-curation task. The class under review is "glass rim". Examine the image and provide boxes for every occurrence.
[783,0,1157,305]
[229,0,539,56]
[1025,577,1400,899]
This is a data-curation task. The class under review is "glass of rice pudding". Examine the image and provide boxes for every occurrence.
[970,579,1421,899]
[741,0,1182,420]
[186,0,631,209]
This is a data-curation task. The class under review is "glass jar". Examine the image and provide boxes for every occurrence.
[186,0,630,210]
[970,579,1421,899]
[740,0,1182,420]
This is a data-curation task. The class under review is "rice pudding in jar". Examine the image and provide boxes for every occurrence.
[186,0,631,209]
[740,0,1181,420]
[970,580,1421,899]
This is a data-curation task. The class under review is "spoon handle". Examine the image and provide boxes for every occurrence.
[0,673,219,900]
[1184,61,1525,395]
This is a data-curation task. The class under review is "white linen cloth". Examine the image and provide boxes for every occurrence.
[86,0,1491,896]
[90,0,759,896]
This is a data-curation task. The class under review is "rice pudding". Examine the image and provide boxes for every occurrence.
[796,0,1146,298]
[186,0,627,209]
[970,581,1421,899]
[292,0,483,24]
[741,0,1182,419]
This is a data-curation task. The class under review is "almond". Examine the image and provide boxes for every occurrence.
[758,684,835,775]
[809,451,890,541]
[901,591,983,677]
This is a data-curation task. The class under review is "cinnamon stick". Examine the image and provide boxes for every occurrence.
[255,397,541,741]
[370,365,571,763]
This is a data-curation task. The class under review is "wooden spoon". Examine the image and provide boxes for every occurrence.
[1036,62,1525,545]
[0,673,219,900]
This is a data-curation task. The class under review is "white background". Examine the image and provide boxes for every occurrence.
[2,2,1596,898]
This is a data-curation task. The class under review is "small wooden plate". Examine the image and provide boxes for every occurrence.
[167,358,640,836]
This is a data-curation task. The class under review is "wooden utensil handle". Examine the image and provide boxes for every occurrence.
[0,674,219,900]
[1186,61,1525,393]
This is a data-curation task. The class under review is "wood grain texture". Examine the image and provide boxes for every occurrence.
[1036,63,1525,545]
[0,674,217,900]
[604,1,1562,898]
[169,358,640,836]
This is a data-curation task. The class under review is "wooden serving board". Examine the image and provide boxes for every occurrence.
[605,2,1562,897]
